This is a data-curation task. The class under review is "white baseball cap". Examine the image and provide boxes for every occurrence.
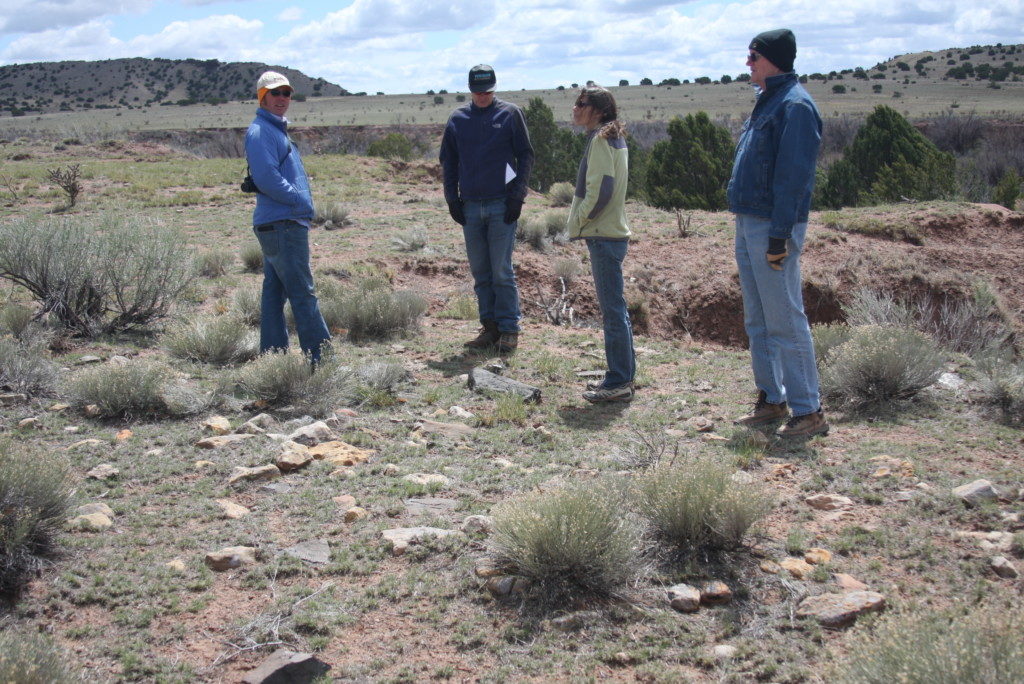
[256,71,292,101]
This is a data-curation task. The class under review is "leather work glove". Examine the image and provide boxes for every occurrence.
[447,199,466,226]
[504,198,523,224]
[767,237,788,271]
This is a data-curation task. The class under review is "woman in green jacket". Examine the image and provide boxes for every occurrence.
[568,86,635,403]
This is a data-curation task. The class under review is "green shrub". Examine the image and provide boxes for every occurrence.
[366,133,415,161]
[553,258,582,283]
[320,279,427,342]
[0,443,73,599]
[0,630,78,682]
[0,215,195,336]
[232,286,261,327]
[196,249,232,278]
[436,294,477,320]
[235,351,352,415]
[516,217,549,252]
[645,112,734,210]
[390,228,428,252]
[0,337,60,396]
[548,181,575,207]
[974,352,1024,425]
[820,324,944,410]
[69,360,203,419]
[834,605,1024,683]
[540,208,570,239]
[811,323,853,364]
[313,202,350,229]
[524,98,585,193]
[240,242,263,273]
[164,315,259,365]
[633,458,772,551]
[0,303,34,339]
[489,480,643,604]
[992,167,1020,210]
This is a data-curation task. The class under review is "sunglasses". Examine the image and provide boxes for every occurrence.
[747,53,761,62]
[269,89,292,98]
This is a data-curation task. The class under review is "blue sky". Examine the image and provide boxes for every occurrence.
[1,0,1021,94]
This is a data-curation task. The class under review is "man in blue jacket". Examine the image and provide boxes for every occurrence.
[727,29,828,438]
[440,65,534,355]
[245,71,330,364]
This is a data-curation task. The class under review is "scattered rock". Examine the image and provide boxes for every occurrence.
[551,611,601,631]
[287,421,334,447]
[200,416,232,435]
[382,463,400,476]
[49,403,71,412]
[194,460,215,470]
[402,473,450,487]
[759,560,781,574]
[781,558,814,579]
[262,481,294,494]
[17,417,42,429]
[236,413,276,435]
[0,393,28,406]
[145,448,164,457]
[67,438,104,451]
[216,499,250,519]
[448,406,475,419]
[804,548,833,565]
[83,404,101,418]
[700,433,729,443]
[770,462,797,477]
[834,573,869,591]
[332,494,357,509]
[485,575,529,597]
[474,559,504,578]
[953,479,1000,505]
[165,559,187,573]
[414,419,476,438]
[936,372,966,391]
[990,556,1019,579]
[227,464,281,485]
[404,497,458,516]
[275,450,313,473]
[493,457,515,470]
[343,506,369,523]
[114,429,132,441]
[730,470,754,485]
[76,503,114,517]
[195,434,257,449]
[282,540,331,564]
[796,591,886,629]
[686,416,715,432]
[667,584,702,613]
[86,463,119,480]
[805,494,854,511]
[241,649,330,684]
[700,580,732,605]
[328,467,355,479]
[381,527,464,556]
[461,515,495,535]
[308,441,374,466]
[712,644,739,659]
[205,546,257,571]
[468,367,542,403]
[67,513,113,532]
[108,355,131,366]
[76,355,102,365]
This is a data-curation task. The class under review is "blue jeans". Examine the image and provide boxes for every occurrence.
[253,220,331,362]
[734,214,821,416]
[587,239,635,389]
[462,198,520,333]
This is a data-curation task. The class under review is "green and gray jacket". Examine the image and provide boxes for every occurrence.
[567,129,630,240]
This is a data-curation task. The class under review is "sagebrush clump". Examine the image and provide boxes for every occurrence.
[164,315,259,366]
[0,337,59,396]
[0,443,73,599]
[0,630,77,683]
[319,278,427,342]
[489,481,644,604]
[69,360,204,419]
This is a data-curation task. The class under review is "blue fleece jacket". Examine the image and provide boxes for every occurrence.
[727,72,822,240]
[245,107,314,227]
[439,98,534,203]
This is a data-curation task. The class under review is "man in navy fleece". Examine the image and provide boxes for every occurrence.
[440,65,534,355]
[245,71,330,364]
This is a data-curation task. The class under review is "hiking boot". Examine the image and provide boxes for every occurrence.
[583,383,634,403]
[464,320,499,349]
[496,332,519,355]
[734,390,788,427]
[776,410,829,439]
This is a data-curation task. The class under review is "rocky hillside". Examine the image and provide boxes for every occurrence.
[0,58,348,115]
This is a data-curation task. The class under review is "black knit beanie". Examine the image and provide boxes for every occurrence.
[749,29,796,72]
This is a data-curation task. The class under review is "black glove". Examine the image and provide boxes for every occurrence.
[767,237,788,271]
[504,198,523,224]
[447,199,465,226]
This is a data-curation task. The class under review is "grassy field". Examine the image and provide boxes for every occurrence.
[0,137,1021,682]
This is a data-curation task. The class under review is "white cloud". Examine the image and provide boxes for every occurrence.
[276,7,304,22]
[0,0,150,36]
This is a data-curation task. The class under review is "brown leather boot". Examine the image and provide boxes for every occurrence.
[734,390,788,426]
[777,410,829,438]
[496,332,519,355]
[464,320,499,349]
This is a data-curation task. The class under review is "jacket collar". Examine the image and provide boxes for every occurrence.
[760,71,797,96]
[470,97,499,113]
[256,106,288,130]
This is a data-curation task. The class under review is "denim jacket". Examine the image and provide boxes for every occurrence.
[245,107,314,227]
[727,72,821,240]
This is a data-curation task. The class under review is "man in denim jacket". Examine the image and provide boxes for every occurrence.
[245,71,330,364]
[727,29,827,438]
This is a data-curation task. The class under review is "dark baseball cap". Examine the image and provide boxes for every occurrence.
[468,64,497,93]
